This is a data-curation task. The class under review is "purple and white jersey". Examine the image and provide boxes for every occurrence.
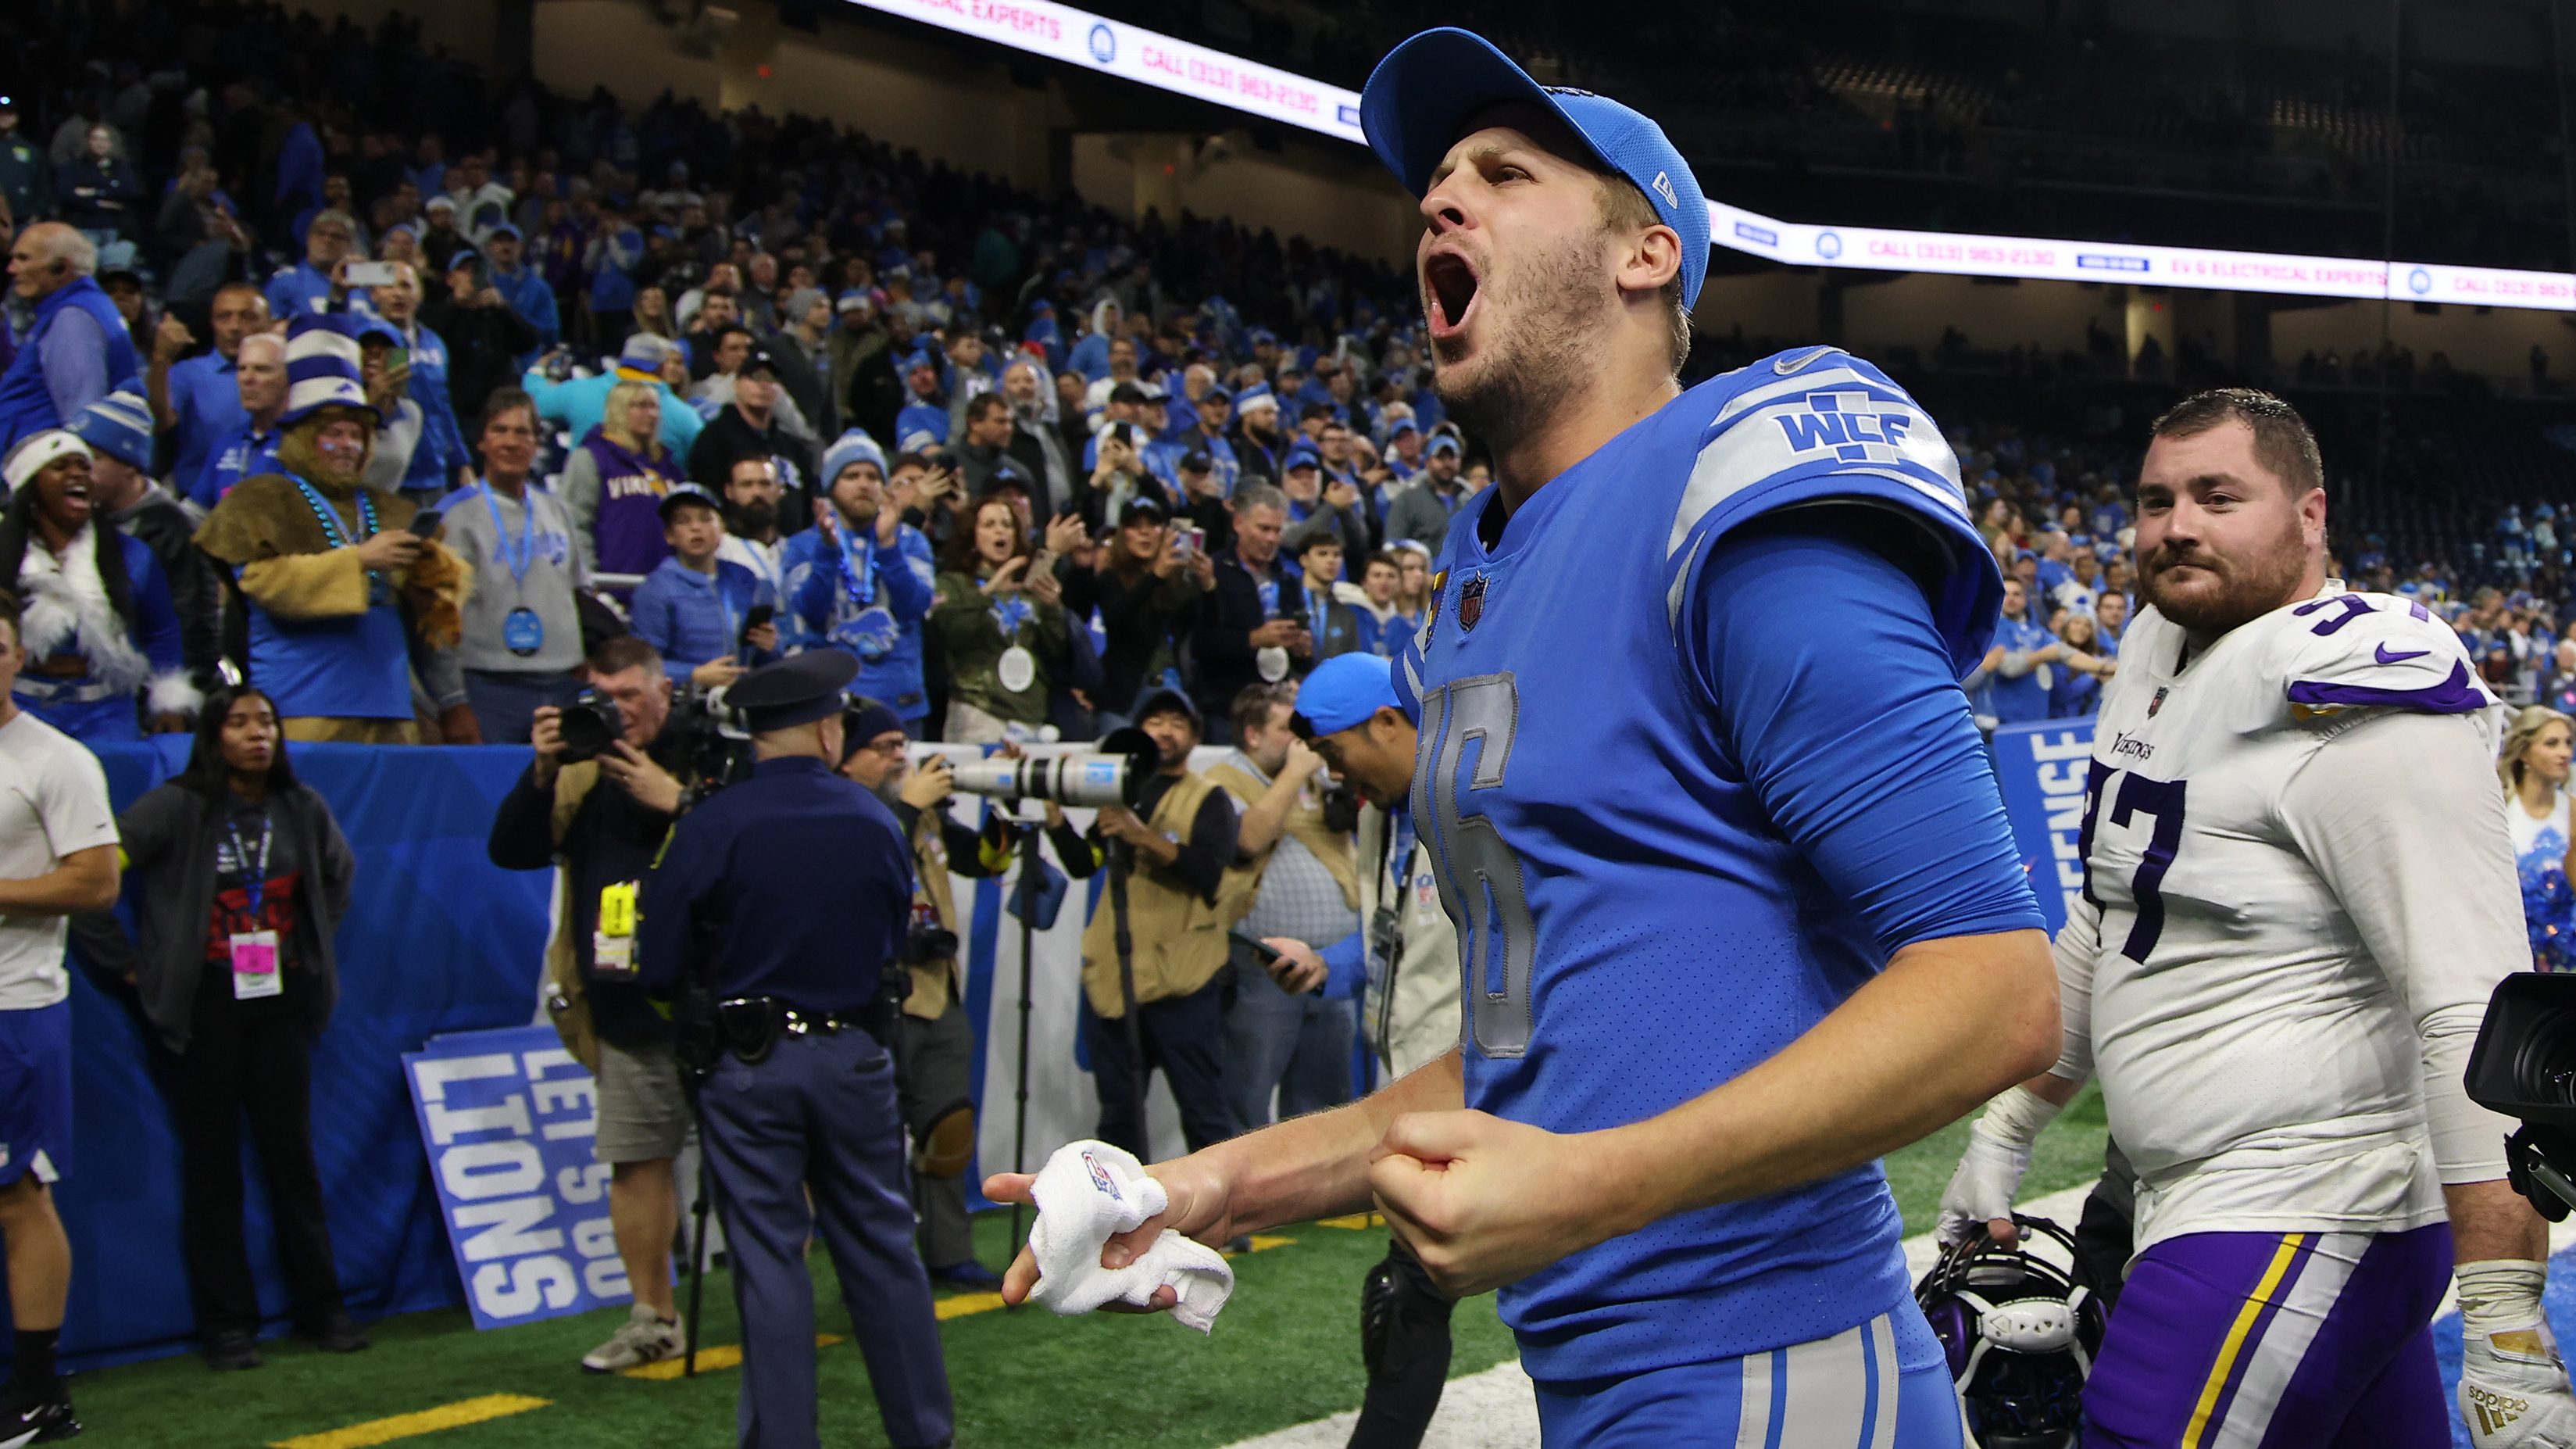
[2060,582,2521,1254]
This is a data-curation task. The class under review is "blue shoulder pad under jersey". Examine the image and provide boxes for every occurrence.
[1660,347,2000,677]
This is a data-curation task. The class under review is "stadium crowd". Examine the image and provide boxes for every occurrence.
[11,9,2576,1438]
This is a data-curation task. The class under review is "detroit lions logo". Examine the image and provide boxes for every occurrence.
[1771,390,1917,465]
[831,606,901,662]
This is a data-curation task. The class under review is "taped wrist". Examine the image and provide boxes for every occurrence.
[2458,1259,2551,1336]
[1974,1084,2068,1152]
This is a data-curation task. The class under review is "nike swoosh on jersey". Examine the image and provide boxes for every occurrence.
[1773,345,1837,375]
[2374,644,2430,664]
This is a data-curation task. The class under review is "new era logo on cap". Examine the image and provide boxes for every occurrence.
[1652,170,1678,209]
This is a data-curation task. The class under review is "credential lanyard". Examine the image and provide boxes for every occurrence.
[480,481,538,596]
[227,812,274,919]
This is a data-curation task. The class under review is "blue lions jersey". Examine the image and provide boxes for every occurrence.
[1395,347,2029,1379]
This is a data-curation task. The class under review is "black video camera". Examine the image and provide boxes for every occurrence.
[2465,971,2576,1219]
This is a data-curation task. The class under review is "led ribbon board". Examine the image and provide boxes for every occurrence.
[838,2,2576,313]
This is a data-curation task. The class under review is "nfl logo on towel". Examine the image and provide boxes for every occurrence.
[1084,1150,1122,1201]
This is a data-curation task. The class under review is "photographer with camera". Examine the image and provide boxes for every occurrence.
[835,704,1088,1288]
[1080,690,1244,1161]
[637,652,953,1449]
[484,635,699,1375]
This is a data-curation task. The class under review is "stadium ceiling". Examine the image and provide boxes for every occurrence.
[846,0,2576,314]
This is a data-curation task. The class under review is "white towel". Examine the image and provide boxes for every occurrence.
[1027,1140,1234,1333]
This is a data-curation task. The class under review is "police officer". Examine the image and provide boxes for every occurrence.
[637,651,953,1449]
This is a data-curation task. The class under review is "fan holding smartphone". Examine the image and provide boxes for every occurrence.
[189,314,473,742]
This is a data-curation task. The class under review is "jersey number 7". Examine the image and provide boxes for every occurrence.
[2077,760,2189,962]
[1414,674,1536,1058]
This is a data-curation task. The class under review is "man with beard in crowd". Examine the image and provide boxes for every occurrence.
[1381,434,1470,550]
[1230,383,1288,487]
[787,439,939,731]
[716,454,791,602]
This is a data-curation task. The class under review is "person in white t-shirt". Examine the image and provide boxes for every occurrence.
[2499,704,2576,971]
[0,593,120,1443]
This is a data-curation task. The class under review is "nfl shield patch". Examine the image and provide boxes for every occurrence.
[2148,686,2168,717]
[1458,574,1488,632]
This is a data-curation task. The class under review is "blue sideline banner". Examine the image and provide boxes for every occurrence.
[403,1025,629,1330]
[1989,719,2099,934]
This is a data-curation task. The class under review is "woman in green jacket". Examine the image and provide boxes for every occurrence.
[929,495,1070,742]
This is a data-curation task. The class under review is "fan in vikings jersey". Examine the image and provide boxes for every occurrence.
[1940,389,2576,1449]
[988,27,2063,1446]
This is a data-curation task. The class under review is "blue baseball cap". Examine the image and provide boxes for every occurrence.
[1360,27,1709,309]
[1293,654,1400,738]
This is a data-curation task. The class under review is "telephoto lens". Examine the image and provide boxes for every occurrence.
[944,731,1157,810]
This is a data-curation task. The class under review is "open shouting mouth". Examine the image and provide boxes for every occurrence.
[1423,246,1481,343]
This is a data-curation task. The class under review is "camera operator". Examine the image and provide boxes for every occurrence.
[484,635,698,1374]
[833,703,1088,1290]
[1078,690,1243,1161]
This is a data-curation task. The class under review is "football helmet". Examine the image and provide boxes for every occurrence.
[1915,1214,2106,1449]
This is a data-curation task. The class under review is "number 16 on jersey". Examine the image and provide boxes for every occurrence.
[1413,674,1538,1058]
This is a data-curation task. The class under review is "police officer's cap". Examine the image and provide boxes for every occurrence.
[731,651,860,733]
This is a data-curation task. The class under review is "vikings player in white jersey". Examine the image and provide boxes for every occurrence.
[1939,388,2576,1448]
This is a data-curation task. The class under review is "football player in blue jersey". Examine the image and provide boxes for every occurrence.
[990,29,2060,1443]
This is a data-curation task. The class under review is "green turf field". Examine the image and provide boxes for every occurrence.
[86,1088,2106,1449]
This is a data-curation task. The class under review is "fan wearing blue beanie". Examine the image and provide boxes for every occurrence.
[990,28,2051,1447]
[781,437,939,729]
[68,388,223,699]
